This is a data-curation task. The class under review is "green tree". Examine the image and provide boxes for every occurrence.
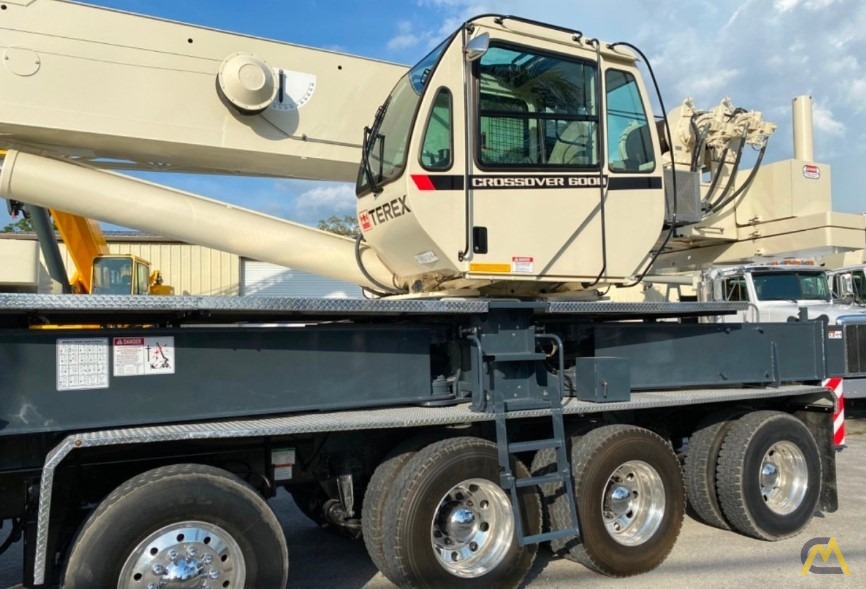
[2,216,34,233]
[317,214,359,238]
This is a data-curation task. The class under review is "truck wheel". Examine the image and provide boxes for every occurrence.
[530,446,560,552]
[529,427,587,554]
[61,464,287,589]
[363,449,416,578]
[550,425,684,577]
[717,411,821,540]
[683,411,743,530]
[381,437,540,589]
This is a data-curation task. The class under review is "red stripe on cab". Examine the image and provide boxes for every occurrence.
[411,174,435,190]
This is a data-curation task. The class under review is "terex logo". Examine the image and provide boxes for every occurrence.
[359,195,412,231]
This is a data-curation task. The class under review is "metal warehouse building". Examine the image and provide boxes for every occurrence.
[0,232,362,298]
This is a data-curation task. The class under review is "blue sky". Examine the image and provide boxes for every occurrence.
[4,0,865,227]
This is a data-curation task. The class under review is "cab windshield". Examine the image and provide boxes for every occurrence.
[92,257,135,295]
[752,271,831,302]
[357,37,450,195]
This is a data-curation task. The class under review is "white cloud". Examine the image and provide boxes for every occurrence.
[775,0,840,11]
[289,182,356,224]
[848,79,866,112]
[774,0,799,12]
[387,21,420,51]
[676,69,741,102]
[812,102,846,136]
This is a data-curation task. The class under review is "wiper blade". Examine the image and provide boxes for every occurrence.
[362,125,381,194]
[361,100,391,194]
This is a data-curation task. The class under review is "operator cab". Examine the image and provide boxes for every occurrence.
[356,15,665,296]
[91,254,151,295]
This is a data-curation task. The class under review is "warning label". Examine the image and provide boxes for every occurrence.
[271,447,296,481]
[113,336,175,376]
[57,338,109,391]
[512,257,534,273]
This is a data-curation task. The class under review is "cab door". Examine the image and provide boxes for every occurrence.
[465,41,664,284]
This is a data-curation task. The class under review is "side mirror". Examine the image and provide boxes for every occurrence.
[838,274,855,299]
[464,33,489,62]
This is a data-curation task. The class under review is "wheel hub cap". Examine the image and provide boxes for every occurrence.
[608,484,632,516]
[118,521,245,589]
[760,441,808,515]
[445,507,479,543]
[601,460,666,546]
[430,478,513,578]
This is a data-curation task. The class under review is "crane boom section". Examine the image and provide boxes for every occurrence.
[50,209,109,293]
[0,0,407,180]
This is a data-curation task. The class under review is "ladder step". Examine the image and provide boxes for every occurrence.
[521,528,580,546]
[514,473,570,489]
[502,398,553,412]
[489,352,547,362]
[508,439,562,453]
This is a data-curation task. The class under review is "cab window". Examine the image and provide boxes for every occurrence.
[606,69,655,172]
[420,89,453,170]
[476,44,598,167]
[135,261,150,295]
[723,277,748,301]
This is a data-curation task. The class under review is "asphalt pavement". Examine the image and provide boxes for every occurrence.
[3,410,865,588]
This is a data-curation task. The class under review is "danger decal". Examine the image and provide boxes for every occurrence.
[113,336,175,376]
[803,165,821,180]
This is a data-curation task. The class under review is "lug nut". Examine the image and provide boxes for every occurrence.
[202,554,213,564]
[151,564,165,575]
[187,545,198,556]
[209,569,220,579]
[167,549,178,561]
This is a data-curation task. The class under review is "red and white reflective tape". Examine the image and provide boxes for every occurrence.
[823,377,845,447]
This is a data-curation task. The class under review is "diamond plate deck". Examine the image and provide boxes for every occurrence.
[0,294,746,326]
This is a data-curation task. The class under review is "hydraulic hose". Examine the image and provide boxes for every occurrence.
[606,40,677,288]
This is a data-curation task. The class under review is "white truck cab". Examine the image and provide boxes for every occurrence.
[701,264,866,325]
[827,265,866,304]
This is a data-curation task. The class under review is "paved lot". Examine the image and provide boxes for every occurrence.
[3,409,865,588]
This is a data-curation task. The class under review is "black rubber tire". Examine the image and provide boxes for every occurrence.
[717,411,821,540]
[381,437,540,589]
[683,411,744,530]
[529,446,560,552]
[362,434,441,581]
[61,463,288,589]
[549,425,684,577]
[529,425,588,554]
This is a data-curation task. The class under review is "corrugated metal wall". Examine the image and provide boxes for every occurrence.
[241,260,363,298]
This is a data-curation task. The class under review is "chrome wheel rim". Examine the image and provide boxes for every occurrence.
[601,460,666,546]
[118,520,245,589]
[429,478,513,578]
[760,441,808,515]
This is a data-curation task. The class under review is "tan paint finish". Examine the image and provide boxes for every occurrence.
[0,0,406,180]
[0,151,397,290]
